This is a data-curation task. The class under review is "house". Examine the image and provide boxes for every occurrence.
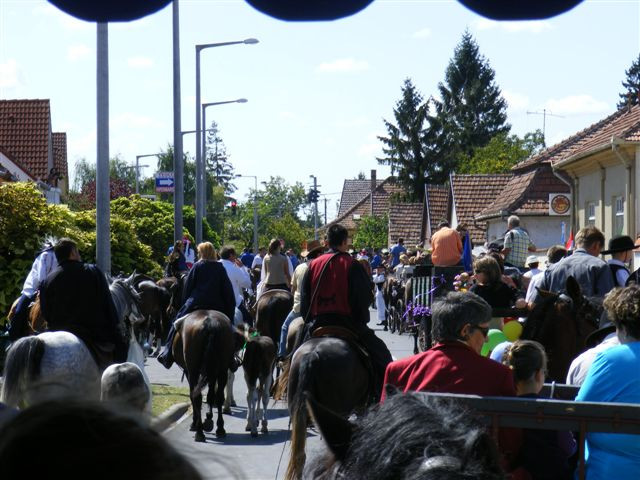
[0,146,37,183]
[0,99,68,203]
[388,202,427,249]
[337,170,385,218]
[424,184,451,241]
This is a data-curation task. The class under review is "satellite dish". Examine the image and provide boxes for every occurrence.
[48,0,172,22]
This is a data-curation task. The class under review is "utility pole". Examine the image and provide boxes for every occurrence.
[324,197,327,225]
[526,109,564,146]
[96,22,110,275]
[172,0,184,244]
[310,175,319,240]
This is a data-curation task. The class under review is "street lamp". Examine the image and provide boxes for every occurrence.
[201,98,248,217]
[236,174,259,253]
[133,153,162,194]
[195,38,258,244]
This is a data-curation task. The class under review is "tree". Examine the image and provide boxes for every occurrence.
[155,145,196,207]
[377,78,435,200]
[433,31,510,174]
[458,130,545,174]
[71,155,136,193]
[618,53,640,109]
[352,215,388,250]
[205,121,236,196]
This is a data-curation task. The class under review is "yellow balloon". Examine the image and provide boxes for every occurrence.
[503,320,523,341]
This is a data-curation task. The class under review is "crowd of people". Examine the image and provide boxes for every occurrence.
[3,216,640,479]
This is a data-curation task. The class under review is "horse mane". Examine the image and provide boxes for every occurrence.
[1,336,46,407]
[521,293,558,341]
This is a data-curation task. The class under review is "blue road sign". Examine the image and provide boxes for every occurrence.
[155,172,174,192]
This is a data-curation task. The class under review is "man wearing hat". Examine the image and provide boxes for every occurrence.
[276,239,324,360]
[602,235,636,286]
[521,255,541,291]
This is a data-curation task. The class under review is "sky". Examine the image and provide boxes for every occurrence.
[1,0,640,221]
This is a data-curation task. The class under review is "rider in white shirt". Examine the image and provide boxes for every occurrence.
[219,246,253,325]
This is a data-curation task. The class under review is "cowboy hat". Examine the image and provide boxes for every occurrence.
[601,235,637,255]
[525,255,539,267]
[301,239,323,258]
[585,311,616,348]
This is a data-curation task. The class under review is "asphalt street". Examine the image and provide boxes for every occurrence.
[147,309,416,480]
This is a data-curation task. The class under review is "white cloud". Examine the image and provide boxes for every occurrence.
[503,90,530,111]
[67,45,92,62]
[412,28,432,39]
[0,59,21,88]
[543,95,610,116]
[316,58,369,73]
[111,113,164,130]
[127,57,154,69]
[474,18,552,34]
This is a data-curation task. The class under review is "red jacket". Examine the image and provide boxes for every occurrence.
[381,341,516,401]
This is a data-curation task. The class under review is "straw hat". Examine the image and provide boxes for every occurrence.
[301,239,323,258]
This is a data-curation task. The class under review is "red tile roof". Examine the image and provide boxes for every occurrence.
[0,99,52,180]
[450,173,513,245]
[338,178,385,218]
[0,145,37,180]
[388,203,426,248]
[476,165,570,220]
[52,132,68,180]
[514,104,640,171]
[425,184,450,236]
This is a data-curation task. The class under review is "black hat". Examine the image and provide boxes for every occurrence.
[601,235,636,255]
[585,310,616,348]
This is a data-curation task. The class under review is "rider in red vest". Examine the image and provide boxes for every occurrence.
[300,224,392,399]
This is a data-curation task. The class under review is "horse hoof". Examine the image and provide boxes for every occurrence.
[215,428,226,438]
[245,425,252,432]
[261,427,268,434]
[251,430,258,438]
[230,400,237,407]
[202,418,214,432]
[189,422,197,432]
[223,407,232,415]
[195,431,206,442]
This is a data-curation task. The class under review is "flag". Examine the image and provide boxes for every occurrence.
[560,221,566,245]
[565,229,574,250]
[462,231,473,272]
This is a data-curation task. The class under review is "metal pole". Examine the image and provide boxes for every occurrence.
[172,0,184,244]
[202,104,207,220]
[96,22,110,274]
[253,176,258,253]
[313,175,318,240]
[135,155,140,194]
[195,46,202,244]
[324,197,327,225]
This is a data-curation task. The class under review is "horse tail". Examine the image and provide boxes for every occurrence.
[1,336,45,407]
[273,358,290,401]
[194,316,223,396]
[285,351,316,480]
[243,339,260,387]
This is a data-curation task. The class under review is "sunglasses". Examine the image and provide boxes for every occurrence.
[473,325,490,338]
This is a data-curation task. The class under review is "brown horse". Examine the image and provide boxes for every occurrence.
[255,289,293,349]
[522,276,602,382]
[242,334,276,437]
[172,310,234,442]
[284,336,371,480]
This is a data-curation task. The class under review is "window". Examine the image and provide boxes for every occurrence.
[614,196,624,235]
[585,202,596,226]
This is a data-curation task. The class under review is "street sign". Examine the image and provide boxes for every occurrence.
[155,172,174,193]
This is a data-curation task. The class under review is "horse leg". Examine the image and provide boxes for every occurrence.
[245,379,258,437]
[190,378,206,442]
[202,386,214,432]
[223,370,235,414]
[215,372,228,437]
[260,373,271,434]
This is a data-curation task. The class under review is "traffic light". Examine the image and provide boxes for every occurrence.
[231,200,237,215]
[307,188,320,203]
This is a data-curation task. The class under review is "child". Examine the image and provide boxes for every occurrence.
[503,340,576,479]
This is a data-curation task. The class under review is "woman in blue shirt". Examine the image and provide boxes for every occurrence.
[576,285,640,479]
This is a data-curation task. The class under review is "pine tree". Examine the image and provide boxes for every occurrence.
[377,78,436,201]
[618,53,640,109]
[205,121,236,196]
[433,31,510,174]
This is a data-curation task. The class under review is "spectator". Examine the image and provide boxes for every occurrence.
[602,235,636,287]
[239,247,255,269]
[370,248,382,269]
[182,235,195,269]
[251,247,266,270]
[531,226,614,304]
[503,340,576,479]
[521,255,541,291]
[430,220,463,267]
[219,246,253,326]
[501,215,536,269]
[389,237,406,268]
[525,245,567,303]
[575,285,640,479]
[470,256,523,311]
[286,248,299,270]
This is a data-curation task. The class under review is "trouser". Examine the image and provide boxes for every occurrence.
[278,309,300,357]
[8,293,34,341]
[157,323,177,368]
[238,302,253,327]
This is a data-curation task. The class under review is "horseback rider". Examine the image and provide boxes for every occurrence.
[157,242,236,370]
[7,238,58,341]
[165,240,188,277]
[299,224,393,399]
[38,238,128,371]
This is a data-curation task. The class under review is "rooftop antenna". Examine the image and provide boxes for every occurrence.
[526,109,564,146]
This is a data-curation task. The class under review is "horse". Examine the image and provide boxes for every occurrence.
[284,336,371,480]
[242,334,276,437]
[109,277,144,327]
[255,289,293,350]
[304,388,503,480]
[135,279,172,355]
[522,276,602,382]
[172,310,234,442]
[1,331,101,408]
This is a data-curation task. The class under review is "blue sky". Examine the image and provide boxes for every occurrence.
[1,0,639,220]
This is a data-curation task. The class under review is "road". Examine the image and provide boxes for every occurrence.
[147,309,415,480]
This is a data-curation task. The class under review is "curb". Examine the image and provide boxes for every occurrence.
[152,402,190,433]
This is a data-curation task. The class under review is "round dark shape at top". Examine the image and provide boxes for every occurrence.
[48,0,172,22]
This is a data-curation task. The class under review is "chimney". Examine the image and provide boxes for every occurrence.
[370,169,377,193]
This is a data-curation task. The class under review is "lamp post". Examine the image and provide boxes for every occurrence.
[236,174,259,253]
[195,38,258,244]
[310,174,319,240]
[133,153,162,194]
[201,98,247,218]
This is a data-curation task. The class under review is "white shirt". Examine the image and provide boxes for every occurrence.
[523,267,541,279]
[22,248,58,296]
[183,240,195,265]
[220,259,251,306]
[566,333,620,386]
[525,271,544,303]
[251,255,264,269]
